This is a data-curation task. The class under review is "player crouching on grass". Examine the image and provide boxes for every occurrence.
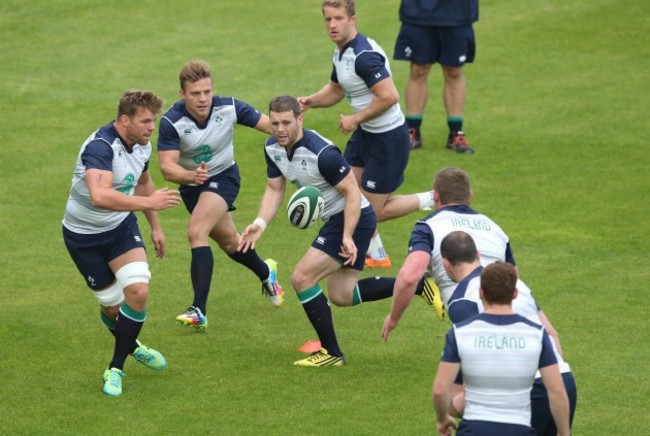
[238,95,413,367]
[62,90,181,396]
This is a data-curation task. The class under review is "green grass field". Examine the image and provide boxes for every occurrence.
[1,0,648,434]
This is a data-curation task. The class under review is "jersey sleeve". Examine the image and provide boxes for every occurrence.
[408,221,434,254]
[440,328,460,363]
[538,329,559,369]
[505,242,516,266]
[234,99,263,128]
[317,146,350,186]
[157,117,181,151]
[354,51,391,88]
[330,64,338,84]
[264,141,283,179]
[81,140,114,171]
[448,299,480,324]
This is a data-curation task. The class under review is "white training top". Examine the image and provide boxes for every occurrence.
[265,129,369,221]
[330,33,404,133]
[408,205,515,304]
[63,122,150,234]
[447,266,572,374]
[442,313,558,426]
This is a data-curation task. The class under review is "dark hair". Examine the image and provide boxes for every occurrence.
[117,90,163,118]
[434,167,471,205]
[480,262,518,305]
[440,231,479,266]
[269,95,301,117]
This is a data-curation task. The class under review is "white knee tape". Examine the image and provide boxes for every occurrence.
[93,281,125,307]
[115,262,151,287]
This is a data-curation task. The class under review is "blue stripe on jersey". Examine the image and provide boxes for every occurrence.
[331,34,390,89]
[317,146,350,187]
[447,266,483,323]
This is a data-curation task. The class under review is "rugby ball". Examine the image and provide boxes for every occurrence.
[287,186,324,229]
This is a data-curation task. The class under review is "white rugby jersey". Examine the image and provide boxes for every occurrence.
[331,33,404,133]
[63,122,150,234]
[447,266,571,374]
[442,314,558,426]
[157,96,262,179]
[408,205,515,304]
[264,129,369,221]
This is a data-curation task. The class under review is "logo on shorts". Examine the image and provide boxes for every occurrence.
[316,236,326,245]
[134,235,142,242]
[87,276,96,287]
[459,55,467,63]
[404,46,412,58]
[209,181,219,189]
[365,180,376,190]
[374,72,383,79]
[339,166,346,173]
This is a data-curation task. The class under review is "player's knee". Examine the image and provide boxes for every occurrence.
[92,281,124,307]
[328,292,351,307]
[187,225,207,245]
[291,269,313,292]
[410,63,431,79]
[116,262,151,288]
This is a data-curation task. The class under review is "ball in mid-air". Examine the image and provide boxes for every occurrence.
[287,185,324,229]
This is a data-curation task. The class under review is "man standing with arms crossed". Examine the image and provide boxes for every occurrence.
[299,0,435,269]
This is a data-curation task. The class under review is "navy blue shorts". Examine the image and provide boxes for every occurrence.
[457,420,535,435]
[311,206,376,270]
[344,124,410,194]
[531,372,577,435]
[180,162,240,213]
[394,23,475,67]
[62,213,145,289]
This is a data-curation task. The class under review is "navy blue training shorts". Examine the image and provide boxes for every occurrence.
[311,206,376,270]
[344,123,410,194]
[62,213,145,289]
[394,23,476,67]
[457,420,536,435]
[180,162,240,213]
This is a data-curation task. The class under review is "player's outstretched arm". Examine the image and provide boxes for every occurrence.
[382,250,431,341]
[238,176,286,253]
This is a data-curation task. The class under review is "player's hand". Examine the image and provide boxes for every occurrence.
[381,314,399,342]
[339,114,359,134]
[451,392,465,417]
[151,227,166,258]
[193,162,208,185]
[237,223,263,253]
[338,237,357,266]
[436,415,458,436]
[297,97,311,112]
[149,187,181,211]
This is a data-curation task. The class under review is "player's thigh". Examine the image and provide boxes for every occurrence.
[359,126,410,194]
[394,23,439,64]
[362,190,392,215]
[292,247,341,291]
[438,25,476,67]
[188,191,229,240]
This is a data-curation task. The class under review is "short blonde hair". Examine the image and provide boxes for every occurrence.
[322,0,355,16]
[179,60,212,90]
